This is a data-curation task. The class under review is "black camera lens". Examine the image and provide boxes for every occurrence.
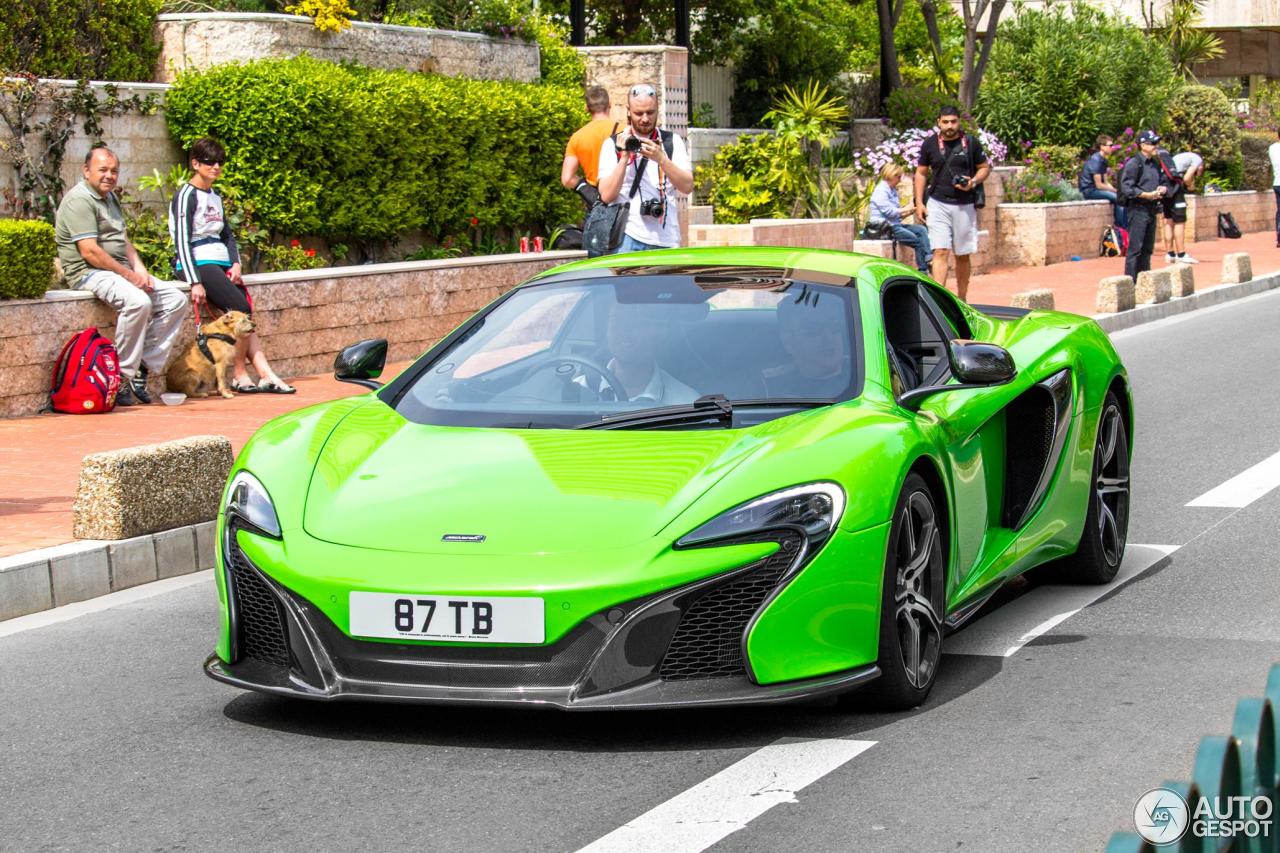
[640,198,665,217]
[953,174,970,188]
[624,136,643,152]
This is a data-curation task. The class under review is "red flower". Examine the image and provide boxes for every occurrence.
[290,239,301,248]
[305,249,316,257]
[470,216,479,226]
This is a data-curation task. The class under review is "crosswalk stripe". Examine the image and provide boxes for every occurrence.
[576,738,876,853]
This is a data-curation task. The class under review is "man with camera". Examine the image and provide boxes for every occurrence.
[913,105,989,301]
[597,83,694,253]
[1119,130,1168,281]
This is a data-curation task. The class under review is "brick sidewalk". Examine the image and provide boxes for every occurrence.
[2,231,1278,558]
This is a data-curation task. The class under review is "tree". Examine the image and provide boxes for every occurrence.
[954,0,1007,110]
[1141,0,1225,80]
[875,0,906,109]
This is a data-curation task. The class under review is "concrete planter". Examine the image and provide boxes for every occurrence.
[0,252,581,419]
[995,199,1113,266]
[688,218,857,251]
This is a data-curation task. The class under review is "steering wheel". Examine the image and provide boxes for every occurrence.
[526,355,625,401]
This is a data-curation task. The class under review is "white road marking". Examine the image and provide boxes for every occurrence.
[944,544,1177,658]
[0,570,213,639]
[576,738,876,853]
[1186,449,1280,508]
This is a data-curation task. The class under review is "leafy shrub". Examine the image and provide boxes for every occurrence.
[1002,170,1083,204]
[1162,85,1242,182]
[260,240,327,272]
[0,0,162,82]
[976,1,1179,148]
[164,56,583,247]
[0,219,55,300]
[885,87,953,133]
[1024,144,1084,179]
[701,133,801,222]
[286,0,357,31]
[1241,130,1278,191]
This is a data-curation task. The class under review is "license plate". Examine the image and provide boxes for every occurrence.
[348,592,544,643]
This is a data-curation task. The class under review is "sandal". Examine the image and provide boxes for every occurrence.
[230,377,259,394]
[258,378,296,394]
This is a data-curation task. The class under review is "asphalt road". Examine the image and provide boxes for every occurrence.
[4,289,1280,852]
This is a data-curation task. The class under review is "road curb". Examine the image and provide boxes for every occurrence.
[0,522,215,621]
[1093,270,1280,333]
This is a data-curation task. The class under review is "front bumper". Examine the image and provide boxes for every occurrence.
[206,524,881,710]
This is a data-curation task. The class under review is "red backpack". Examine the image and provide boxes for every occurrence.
[49,328,122,414]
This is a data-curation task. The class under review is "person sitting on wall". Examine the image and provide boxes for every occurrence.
[869,163,933,273]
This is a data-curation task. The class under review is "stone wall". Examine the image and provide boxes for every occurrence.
[0,252,581,418]
[578,46,689,136]
[154,14,539,83]
[1185,190,1276,243]
[996,200,1114,266]
[687,218,856,251]
[0,80,179,217]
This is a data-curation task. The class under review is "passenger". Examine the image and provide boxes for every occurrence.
[761,294,850,398]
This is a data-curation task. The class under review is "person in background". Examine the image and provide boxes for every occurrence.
[561,85,614,214]
[1161,149,1203,264]
[869,163,932,273]
[1119,130,1168,281]
[54,145,186,406]
[1079,135,1128,230]
[169,137,294,394]
[914,104,989,301]
[1268,128,1279,248]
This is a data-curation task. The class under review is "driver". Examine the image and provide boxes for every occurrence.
[585,302,697,404]
[762,295,850,398]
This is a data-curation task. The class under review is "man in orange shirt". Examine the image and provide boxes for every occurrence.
[561,86,615,211]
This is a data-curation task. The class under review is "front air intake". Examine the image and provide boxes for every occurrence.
[226,527,291,669]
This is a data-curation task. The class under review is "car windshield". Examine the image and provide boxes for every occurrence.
[391,272,861,429]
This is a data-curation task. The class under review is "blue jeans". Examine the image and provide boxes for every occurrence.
[1083,187,1128,229]
[614,234,663,254]
[891,223,933,272]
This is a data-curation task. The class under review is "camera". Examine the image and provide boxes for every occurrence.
[952,174,971,189]
[640,198,665,218]
[624,136,644,153]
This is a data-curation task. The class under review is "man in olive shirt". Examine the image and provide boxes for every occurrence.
[55,146,186,405]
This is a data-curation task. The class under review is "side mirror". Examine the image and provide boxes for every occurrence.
[335,339,387,390]
[949,340,1016,385]
[899,340,1016,410]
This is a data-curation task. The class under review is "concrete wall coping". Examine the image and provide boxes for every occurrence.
[4,76,171,93]
[578,45,687,56]
[156,12,531,43]
[997,199,1112,209]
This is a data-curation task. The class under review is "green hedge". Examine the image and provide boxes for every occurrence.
[0,0,161,82]
[0,219,56,300]
[164,57,583,243]
[1162,85,1242,189]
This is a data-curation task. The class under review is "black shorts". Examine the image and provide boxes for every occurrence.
[1161,184,1188,223]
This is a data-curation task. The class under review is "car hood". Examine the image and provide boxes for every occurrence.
[302,402,772,555]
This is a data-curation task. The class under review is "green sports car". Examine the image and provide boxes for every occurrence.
[205,246,1131,710]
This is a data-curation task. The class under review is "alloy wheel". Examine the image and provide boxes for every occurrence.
[893,491,944,690]
[1094,404,1130,566]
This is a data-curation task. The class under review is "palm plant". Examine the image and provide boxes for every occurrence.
[1156,0,1224,79]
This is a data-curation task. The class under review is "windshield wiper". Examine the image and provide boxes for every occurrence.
[573,395,834,431]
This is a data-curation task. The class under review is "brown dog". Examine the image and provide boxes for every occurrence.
[165,310,255,398]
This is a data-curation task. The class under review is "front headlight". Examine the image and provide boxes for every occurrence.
[225,470,282,539]
[676,482,846,548]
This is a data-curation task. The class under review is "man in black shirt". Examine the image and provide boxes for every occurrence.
[1118,130,1168,281]
[914,105,989,301]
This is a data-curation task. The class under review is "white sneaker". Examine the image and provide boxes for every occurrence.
[1179,253,1199,264]
[1165,252,1177,264]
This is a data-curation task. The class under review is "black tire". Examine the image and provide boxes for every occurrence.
[864,472,947,711]
[1057,391,1130,584]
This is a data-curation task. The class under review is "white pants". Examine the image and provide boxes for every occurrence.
[80,270,187,379]
[926,198,978,256]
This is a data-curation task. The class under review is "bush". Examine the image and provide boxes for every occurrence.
[164,57,583,247]
[976,1,1180,148]
[1002,170,1083,204]
[1162,85,1242,184]
[1024,144,1084,180]
[885,87,954,134]
[0,0,161,82]
[701,133,802,222]
[1242,130,1278,191]
[0,219,55,300]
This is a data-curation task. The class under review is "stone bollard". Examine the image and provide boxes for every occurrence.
[1096,275,1135,313]
[1168,263,1195,297]
[72,435,234,540]
[1010,289,1054,310]
[1222,252,1252,284]
[1135,269,1171,304]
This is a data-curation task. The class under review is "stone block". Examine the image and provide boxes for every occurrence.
[1135,269,1172,304]
[49,544,110,606]
[107,536,158,590]
[154,527,198,579]
[0,557,52,620]
[1010,289,1055,310]
[195,521,217,571]
[1169,263,1195,297]
[1222,252,1252,283]
[73,436,235,541]
[1096,275,1135,314]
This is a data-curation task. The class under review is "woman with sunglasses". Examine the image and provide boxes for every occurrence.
[167,137,294,394]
